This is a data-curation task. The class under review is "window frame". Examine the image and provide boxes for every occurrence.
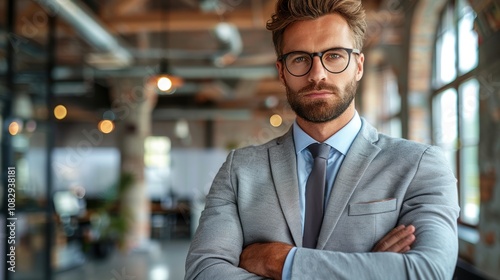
[431,0,480,227]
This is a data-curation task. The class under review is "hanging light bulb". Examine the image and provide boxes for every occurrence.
[151,0,183,93]
[157,77,172,91]
[153,58,183,93]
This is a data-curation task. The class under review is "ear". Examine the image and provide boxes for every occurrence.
[276,60,286,85]
[355,53,364,81]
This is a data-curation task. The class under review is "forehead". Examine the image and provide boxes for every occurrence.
[282,13,354,53]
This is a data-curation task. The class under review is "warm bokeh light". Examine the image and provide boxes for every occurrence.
[98,120,114,134]
[270,114,283,127]
[8,121,21,135]
[157,77,173,92]
[54,105,67,120]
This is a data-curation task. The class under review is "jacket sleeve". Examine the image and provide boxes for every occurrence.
[290,146,460,280]
[184,150,266,280]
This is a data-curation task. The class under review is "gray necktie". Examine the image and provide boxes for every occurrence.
[303,143,331,248]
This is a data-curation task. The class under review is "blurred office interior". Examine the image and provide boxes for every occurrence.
[0,0,499,279]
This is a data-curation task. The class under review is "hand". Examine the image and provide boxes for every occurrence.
[239,242,294,280]
[372,224,416,253]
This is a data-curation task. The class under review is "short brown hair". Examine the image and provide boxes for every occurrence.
[266,0,367,57]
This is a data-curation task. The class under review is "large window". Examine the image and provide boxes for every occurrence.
[432,0,480,226]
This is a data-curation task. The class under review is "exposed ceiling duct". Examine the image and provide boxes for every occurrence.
[50,65,277,80]
[212,22,242,67]
[198,0,244,67]
[37,0,133,69]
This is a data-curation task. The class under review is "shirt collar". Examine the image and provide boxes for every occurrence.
[293,111,362,156]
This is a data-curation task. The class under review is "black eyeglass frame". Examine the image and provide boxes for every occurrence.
[278,47,361,77]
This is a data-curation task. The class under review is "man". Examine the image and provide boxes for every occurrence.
[185,0,459,279]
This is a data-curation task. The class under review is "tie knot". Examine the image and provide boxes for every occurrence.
[308,143,330,159]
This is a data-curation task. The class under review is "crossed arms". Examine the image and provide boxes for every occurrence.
[239,224,416,279]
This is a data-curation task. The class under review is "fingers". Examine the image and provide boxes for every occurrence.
[372,225,405,252]
[372,225,415,253]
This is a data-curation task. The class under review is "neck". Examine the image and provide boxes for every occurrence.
[296,106,355,142]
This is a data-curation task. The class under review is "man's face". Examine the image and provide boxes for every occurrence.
[276,14,364,123]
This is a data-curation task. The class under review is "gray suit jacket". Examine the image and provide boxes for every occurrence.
[185,119,460,280]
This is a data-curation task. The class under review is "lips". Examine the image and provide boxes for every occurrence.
[303,90,334,98]
[299,82,339,96]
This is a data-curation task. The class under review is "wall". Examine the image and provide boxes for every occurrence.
[474,29,500,278]
[409,0,500,278]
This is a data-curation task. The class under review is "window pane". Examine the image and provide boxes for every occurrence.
[460,79,479,143]
[433,89,458,146]
[459,78,480,226]
[439,32,457,84]
[458,4,478,73]
[460,145,480,225]
[145,136,172,199]
[432,89,458,174]
[435,6,457,86]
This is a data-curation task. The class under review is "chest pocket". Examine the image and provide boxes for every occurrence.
[348,198,397,216]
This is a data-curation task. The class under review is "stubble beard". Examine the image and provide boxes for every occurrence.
[286,78,358,123]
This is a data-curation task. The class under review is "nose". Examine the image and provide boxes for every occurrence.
[307,56,327,83]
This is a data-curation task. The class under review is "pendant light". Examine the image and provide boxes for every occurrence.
[156,58,183,93]
[152,0,183,93]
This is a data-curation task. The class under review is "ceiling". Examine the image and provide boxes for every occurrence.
[1,0,405,121]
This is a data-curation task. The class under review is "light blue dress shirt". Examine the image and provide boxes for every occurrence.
[282,112,362,280]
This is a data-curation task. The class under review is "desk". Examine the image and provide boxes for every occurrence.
[150,200,191,239]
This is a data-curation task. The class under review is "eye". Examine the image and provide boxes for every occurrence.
[329,53,341,59]
[324,51,344,61]
[287,53,311,64]
[294,57,306,63]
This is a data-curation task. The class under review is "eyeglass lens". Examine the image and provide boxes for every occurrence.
[284,48,352,76]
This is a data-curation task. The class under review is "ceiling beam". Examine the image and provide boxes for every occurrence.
[101,0,148,17]
[103,9,270,34]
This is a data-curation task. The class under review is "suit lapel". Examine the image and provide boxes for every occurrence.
[317,120,381,249]
[269,129,303,246]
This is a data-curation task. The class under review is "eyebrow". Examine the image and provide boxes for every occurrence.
[285,46,354,53]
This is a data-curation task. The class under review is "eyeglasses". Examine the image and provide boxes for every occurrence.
[278,47,360,77]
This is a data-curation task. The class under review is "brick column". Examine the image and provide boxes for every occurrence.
[408,0,446,143]
[111,79,157,251]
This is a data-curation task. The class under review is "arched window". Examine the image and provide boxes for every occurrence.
[432,0,480,226]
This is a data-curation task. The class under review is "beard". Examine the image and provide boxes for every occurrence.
[286,78,358,123]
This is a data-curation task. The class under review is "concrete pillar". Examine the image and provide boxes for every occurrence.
[110,78,157,251]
